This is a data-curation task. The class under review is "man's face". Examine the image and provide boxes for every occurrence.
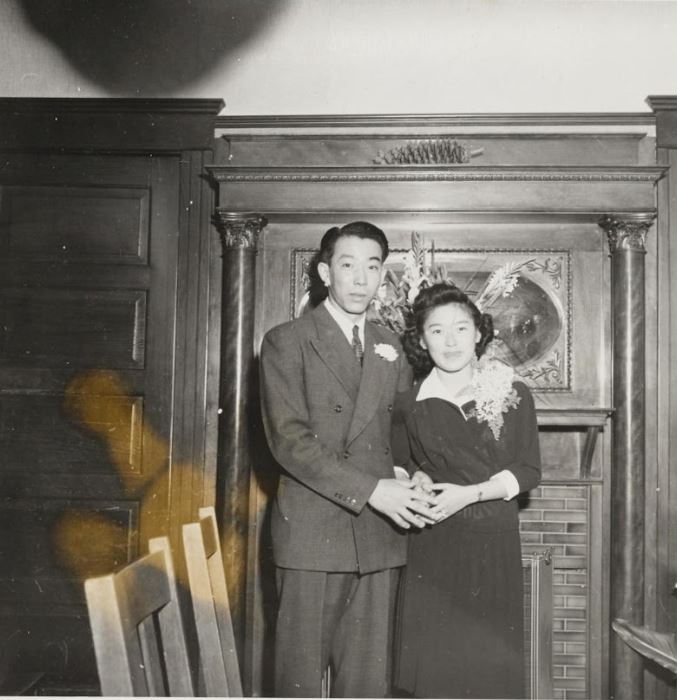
[318,235,384,318]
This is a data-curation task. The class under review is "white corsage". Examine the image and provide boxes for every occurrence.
[468,356,521,440]
[374,343,398,362]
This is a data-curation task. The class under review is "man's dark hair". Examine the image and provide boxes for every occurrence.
[402,282,495,378]
[318,221,389,265]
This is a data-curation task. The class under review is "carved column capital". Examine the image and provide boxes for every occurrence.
[214,211,267,251]
[599,212,656,254]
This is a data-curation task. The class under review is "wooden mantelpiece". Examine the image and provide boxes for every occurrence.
[208,111,663,699]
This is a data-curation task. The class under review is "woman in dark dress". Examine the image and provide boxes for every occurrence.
[393,283,541,700]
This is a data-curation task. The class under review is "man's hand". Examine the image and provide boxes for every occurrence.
[368,478,437,529]
[393,466,410,481]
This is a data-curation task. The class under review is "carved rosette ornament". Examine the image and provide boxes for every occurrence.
[599,213,655,254]
[214,211,267,250]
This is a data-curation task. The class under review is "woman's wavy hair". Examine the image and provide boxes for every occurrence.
[402,282,495,378]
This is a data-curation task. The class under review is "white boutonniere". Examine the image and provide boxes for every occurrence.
[374,343,398,361]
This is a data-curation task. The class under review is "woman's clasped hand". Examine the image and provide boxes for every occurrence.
[430,482,476,522]
[410,471,475,522]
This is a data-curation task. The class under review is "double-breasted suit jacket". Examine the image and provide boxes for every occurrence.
[260,303,412,573]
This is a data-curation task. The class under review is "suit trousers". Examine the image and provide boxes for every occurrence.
[274,567,401,698]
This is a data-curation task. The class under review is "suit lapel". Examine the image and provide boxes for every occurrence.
[346,323,392,445]
[308,304,362,399]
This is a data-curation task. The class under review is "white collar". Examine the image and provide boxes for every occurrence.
[416,367,474,406]
[323,298,366,345]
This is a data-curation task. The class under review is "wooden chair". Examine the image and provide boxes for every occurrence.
[84,536,194,696]
[182,506,243,696]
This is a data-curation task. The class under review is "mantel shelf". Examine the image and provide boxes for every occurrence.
[536,408,613,427]
[536,408,613,478]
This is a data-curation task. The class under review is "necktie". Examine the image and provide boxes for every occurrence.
[351,324,364,365]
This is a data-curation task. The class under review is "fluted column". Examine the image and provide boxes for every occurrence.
[213,211,267,665]
[599,212,655,700]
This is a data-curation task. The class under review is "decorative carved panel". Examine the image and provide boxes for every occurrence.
[373,139,484,165]
[291,246,571,392]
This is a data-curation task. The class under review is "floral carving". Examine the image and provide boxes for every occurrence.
[374,139,484,165]
[519,351,563,386]
[524,257,563,289]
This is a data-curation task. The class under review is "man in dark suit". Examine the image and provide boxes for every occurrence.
[260,221,435,697]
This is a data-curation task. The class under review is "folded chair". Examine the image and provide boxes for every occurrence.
[84,536,194,696]
[182,506,243,696]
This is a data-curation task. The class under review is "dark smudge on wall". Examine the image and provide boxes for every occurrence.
[17,0,290,95]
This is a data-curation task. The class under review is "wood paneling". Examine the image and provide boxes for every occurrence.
[0,151,172,692]
[647,97,677,700]
[2,185,149,264]
[0,98,222,694]
[0,393,143,475]
[0,499,138,584]
[215,170,661,214]
[0,288,147,368]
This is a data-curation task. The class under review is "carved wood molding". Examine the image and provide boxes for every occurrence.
[0,98,225,114]
[208,166,666,183]
[215,112,655,130]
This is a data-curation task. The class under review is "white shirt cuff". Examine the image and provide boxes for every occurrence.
[491,470,520,500]
[393,466,409,480]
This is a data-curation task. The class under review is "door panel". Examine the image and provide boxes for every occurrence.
[0,153,179,690]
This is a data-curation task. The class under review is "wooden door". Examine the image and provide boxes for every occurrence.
[0,151,181,692]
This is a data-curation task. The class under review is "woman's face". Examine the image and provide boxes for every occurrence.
[420,302,481,374]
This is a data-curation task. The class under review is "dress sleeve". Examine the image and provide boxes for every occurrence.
[503,381,542,493]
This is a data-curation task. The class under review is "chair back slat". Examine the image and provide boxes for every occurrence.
[138,616,165,696]
[115,550,169,622]
[183,520,231,694]
[200,507,242,697]
[85,574,141,696]
[148,537,194,695]
[182,506,243,696]
[200,516,218,558]
[85,536,194,696]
